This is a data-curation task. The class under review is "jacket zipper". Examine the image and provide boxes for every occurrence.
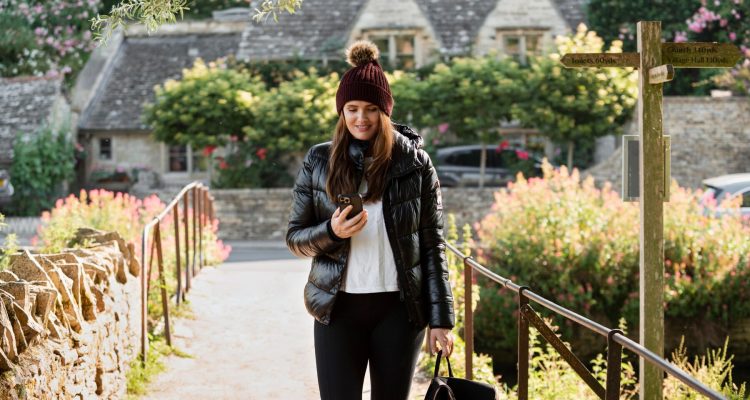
[382,187,417,322]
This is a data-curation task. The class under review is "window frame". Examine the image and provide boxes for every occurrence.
[361,29,422,69]
[496,28,547,65]
[162,144,208,176]
[98,137,113,160]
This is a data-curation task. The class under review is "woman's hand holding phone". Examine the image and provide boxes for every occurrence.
[331,205,368,239]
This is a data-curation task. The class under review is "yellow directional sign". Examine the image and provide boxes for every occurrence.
[559,53,640,68]
[661,43,742,68]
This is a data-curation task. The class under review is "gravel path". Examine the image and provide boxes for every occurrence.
[141,248,430,400]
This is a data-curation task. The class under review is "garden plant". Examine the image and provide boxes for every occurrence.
[474,160,750,368]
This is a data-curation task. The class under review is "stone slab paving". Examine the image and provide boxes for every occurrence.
[141,251,430,400]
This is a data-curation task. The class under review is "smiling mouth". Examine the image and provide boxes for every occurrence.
[355,125,371,130]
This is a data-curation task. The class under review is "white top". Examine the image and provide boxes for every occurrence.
[341,159,399,293]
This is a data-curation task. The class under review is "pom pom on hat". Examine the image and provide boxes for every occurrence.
[346,40,380,67]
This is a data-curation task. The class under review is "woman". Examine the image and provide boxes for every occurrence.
[286,40,455,400]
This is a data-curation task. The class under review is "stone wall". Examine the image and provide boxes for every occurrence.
[586,96,750,191]
[213,187,499,241]
[0,229,141,399]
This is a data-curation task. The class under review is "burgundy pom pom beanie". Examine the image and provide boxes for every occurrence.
[336,40,394,116]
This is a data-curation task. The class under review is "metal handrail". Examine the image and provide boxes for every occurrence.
[139,182,215,362]
[445,241,725,400]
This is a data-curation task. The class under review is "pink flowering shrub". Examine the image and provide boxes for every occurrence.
[36,188,231,268]
[36,189,231,322]
[473,161,750,358]
[0,0,100,80]
[684,0,750,94]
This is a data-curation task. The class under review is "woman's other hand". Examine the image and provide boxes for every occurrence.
[331,206,368,239]
[429,328,454,357]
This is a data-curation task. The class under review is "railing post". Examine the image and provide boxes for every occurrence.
[203,187,209,268]
[140,228,149,363]
[463,255,474,380]
[173,206,182,305]
[518,286,530,400]
[198,185,204,271]
[192,186,198,278]
[183,191,191,295]
[154,223,172,346]
[606,329,624,400]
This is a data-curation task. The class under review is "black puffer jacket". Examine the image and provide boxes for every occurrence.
[286,123,455,329]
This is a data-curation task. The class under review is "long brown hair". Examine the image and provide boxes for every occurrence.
[326,112,394,203]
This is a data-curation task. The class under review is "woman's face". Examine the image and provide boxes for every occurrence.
[343,100,380,141]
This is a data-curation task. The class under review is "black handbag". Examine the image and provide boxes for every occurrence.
[424,350,497,400]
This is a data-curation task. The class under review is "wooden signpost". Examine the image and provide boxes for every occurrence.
[561,22,741,400]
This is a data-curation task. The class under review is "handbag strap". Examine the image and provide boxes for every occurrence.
[433,350,455,378]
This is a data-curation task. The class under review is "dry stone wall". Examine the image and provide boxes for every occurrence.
[586,96,750,191]
[212,187,499,240]
[0,229,141,399]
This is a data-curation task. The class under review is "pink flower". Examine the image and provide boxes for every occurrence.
[516,150,529,160]
[674,31,688,42]
[256,147,267,160]
[438,123,449,134]
[729,32,737,41]
[720,18,728,27]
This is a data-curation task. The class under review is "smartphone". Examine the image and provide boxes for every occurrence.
[336,193,364,219]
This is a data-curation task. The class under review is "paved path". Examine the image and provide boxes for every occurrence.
[142,241,429,399]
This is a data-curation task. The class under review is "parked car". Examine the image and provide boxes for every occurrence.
[701,173,750,217]
[0,169,13,206]
[434,144,543,187]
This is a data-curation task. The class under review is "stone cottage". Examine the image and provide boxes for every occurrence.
[0,76,70,207]
[0,76,70,171]
[76,0,587,190]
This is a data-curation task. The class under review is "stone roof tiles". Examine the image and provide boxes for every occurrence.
[78,33,242,131]
[414,0,499,55]
[0,76,62,166]
[554,0,588,30]
[237,0,367,61]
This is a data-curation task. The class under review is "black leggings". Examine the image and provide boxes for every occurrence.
[314,291,426,400]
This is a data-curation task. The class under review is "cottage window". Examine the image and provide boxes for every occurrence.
[363,31,419,69]
[497,29,545,65]
[168,145,207,173]
[99,138,112,160]
[168,145,188,172]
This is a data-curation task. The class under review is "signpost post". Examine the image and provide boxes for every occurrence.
[561,21,741,400]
